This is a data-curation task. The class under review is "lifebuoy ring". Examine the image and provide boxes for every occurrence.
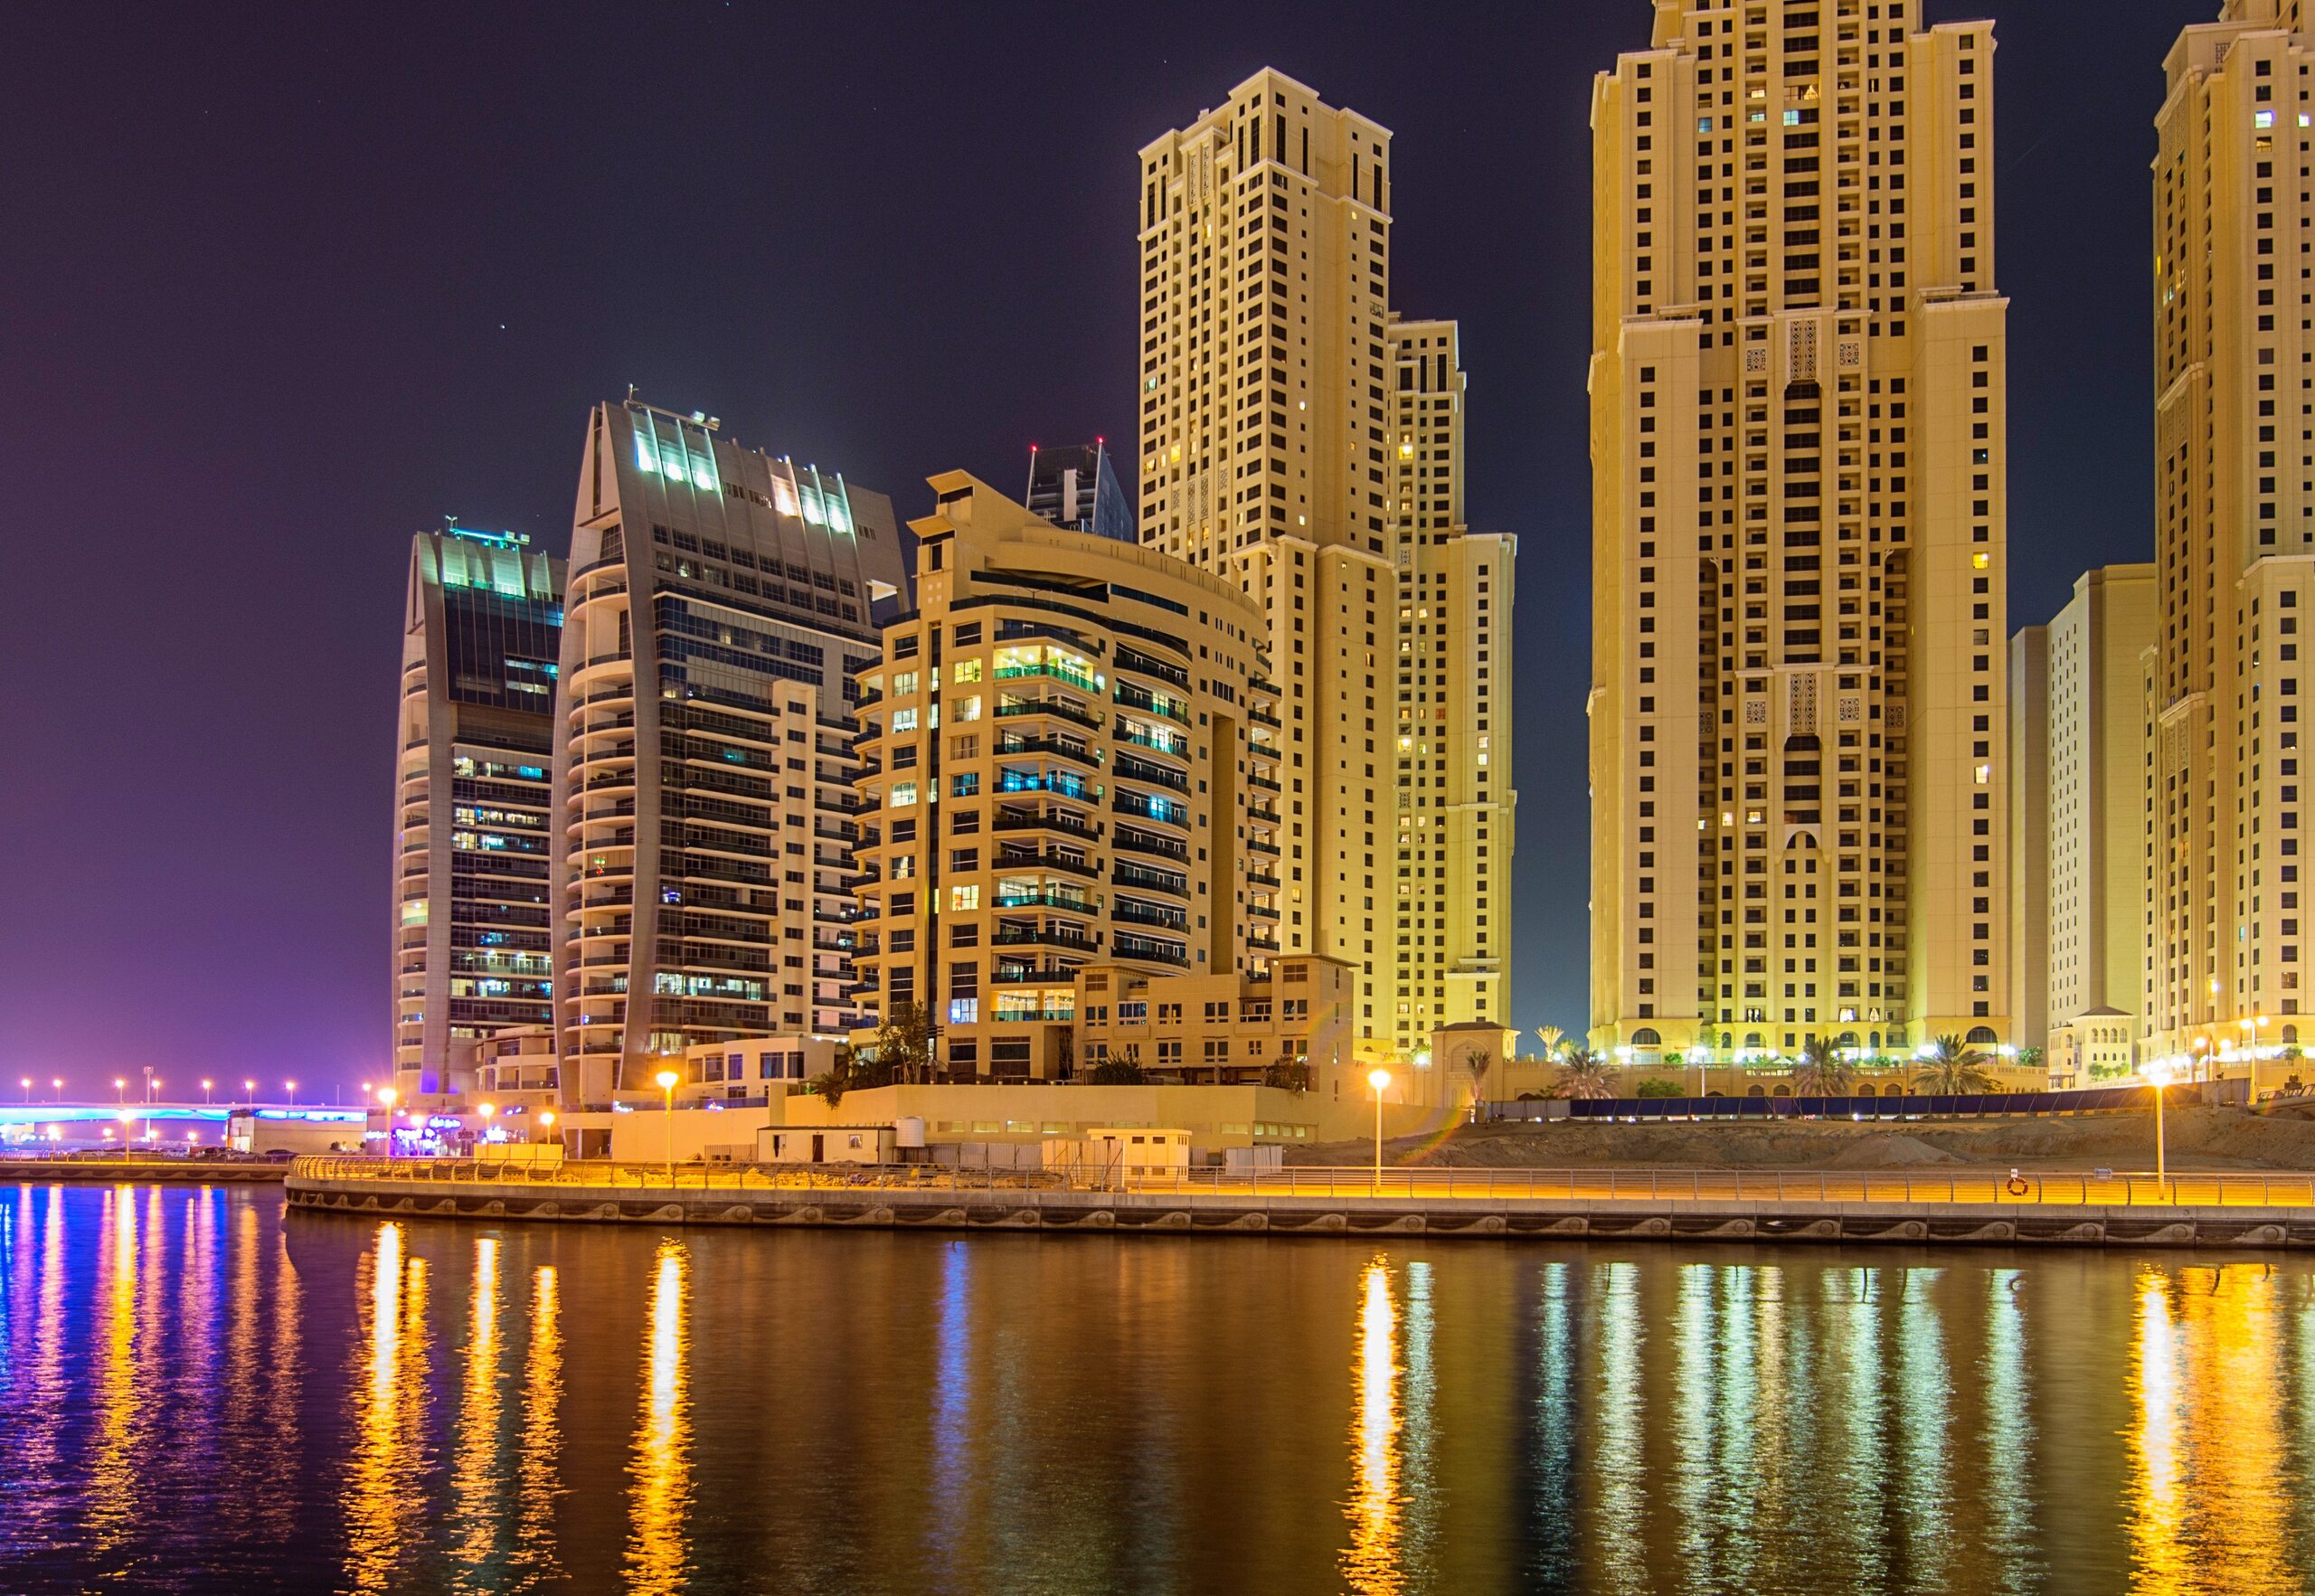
[2005,1175,2029,1198]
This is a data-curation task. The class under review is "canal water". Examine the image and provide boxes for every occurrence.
[5,1184,2315,1594]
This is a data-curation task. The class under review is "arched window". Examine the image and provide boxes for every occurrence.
[1836,1031,1858,1049]
[1744,1032,1763,1049]
[1745,1084,1766,1098]
[2288,1025,2301,1045]
[1632,1028,1661,1047]
[1772,1083,1792,1098]
[1966,1025,1998,1045]
[1857,1082,1876,1097]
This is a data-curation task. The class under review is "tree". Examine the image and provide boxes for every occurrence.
[1791,1034,1857,1097]
[1633,1078,1686,1099]
[806,1063,852,1110]
[2017,1044,2046,1074]
[1535,1025,1567,1060]
[1913,1034,2001,1095]
[1091,1043,1146,1086]
[1261,1060,1313,1093]
[1551,1046,1620,1100]
[874,1000,935,1085]
[1458,1047,1494,1101]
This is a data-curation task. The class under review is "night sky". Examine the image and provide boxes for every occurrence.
[2,1,2204,1096]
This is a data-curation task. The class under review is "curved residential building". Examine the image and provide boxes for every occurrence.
[552,398,908,1104]
[392,524,562,1098]
[851,473,1281,1081]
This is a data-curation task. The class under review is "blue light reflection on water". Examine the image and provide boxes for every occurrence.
[11,1185,2315,1592]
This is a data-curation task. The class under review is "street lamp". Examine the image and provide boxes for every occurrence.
[17,1078,27,1105]
[285,1079,298,1107]
[142,1066,153,1104]
[50,1078,61,1104]
[113,1078,125,1105]
[655,1069,681,1187]
[243,1079,256,1105]
[1367,1068,1392,1194]
[537,1109,556,1145]
[201,1079,213,1106]
[376,1086,398,1158]
[477,1102,496,1150]
[117,1110,134,1158]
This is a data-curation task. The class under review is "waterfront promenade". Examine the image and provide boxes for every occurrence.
[287,1156,2315,1249]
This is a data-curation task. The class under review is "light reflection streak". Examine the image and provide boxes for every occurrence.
[20,1188,68,1522]
[1895,1270,1952,1591]
[258,1212,304,1541]
[514,1265,564,1582]
[1671,1267,1715,1586]
[1340,1255,1403,1594]
[449,1235,506,1589]
[1593,1261,1647,1595]
[342,1222,430,1594]
[1400,1261,1439,1580]
[928,1242,971,1569]
[85,1186,144,1552]
[625,1239,692,1595]
[1980,1270,2034,1591]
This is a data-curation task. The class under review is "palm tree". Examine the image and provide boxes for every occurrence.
[1552,1046,1620,1100]
[1535,1025,1567,1060]
[1791,1034,1857,1096]
[1913,1034,2001,1095]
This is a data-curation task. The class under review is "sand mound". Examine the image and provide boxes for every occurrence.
[1823,1134,1963,1169]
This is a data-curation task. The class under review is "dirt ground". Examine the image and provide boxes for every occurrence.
[1290,1106,2315,1173]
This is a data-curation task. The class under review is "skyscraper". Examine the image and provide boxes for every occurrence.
[2149,3,2315,1064]
[551,397,909,1102]
[392,524,563,1098]
[1025,441,1134,543]
[2009,564,2157,1067]
[1137,68,1515,1063]
[1589,3,2009,1067]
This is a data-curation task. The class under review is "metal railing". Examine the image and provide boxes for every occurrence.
[285,1157,2315,1209]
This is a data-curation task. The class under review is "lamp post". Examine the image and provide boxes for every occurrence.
[243,1079,256,1106]
[50,1078,61,1104]
[477,1102,496,1153]
[17,1078,28,1106]
[117,1110,134,1159]
[1367,1068,1392,1194]
[201,1079,213,1106]
[2148,1061,2172,1203]
[113,1078,125,1105]
[286,1079,298,1107]
[376,1086,398,1158]
[655,1070,681,1188]
[142,1066,153,1104]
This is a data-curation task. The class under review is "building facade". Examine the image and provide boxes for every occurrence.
[1589,3,2010,1067]
[1136,69,1516,1063]
[1074,955,1354,1086]
[392,524,563,1098]
[550,398,909,1105]
[849,473,1280,1081]
[1025,442,1135,543]
[2149,3,2315,1063]
[2009,565,2157,1062]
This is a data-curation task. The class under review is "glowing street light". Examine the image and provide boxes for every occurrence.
[538,1109,556,1147]
[1367,1068,1393,1194]
[201,1079,213,1105]
[655,1070,681,1187]
[116,1110,134,1158]
[477,1102,496,1150]
[376,1086,398,1158]
[243,1079,256,1104]
[113,1078,125,1105]
[285,1079,298,1107]
[50,1078,61,1104]
[17,1078,28,1105]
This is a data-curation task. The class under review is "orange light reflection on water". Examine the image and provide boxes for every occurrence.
[342,1222,430,1595]
[625,1240,692,1595]
[515,1265,564,1582]
[1341,1256,1403,1594]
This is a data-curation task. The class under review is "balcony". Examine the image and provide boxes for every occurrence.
[991,890,1093,914]
[995,696,1102,732]
[1248,836,1280,857]
[1111,935,1188,968]
[995,734,1100,768]
[990,963,1085,986]
[1113,646,1190,690]
[1112,899,1188,931]
[992,808,1099,841]
[1113,828,1187,863]
[995,661,1100,694]
[994,847,1099,879]
[1115,682,1190,724]
[1111,862,1187,898]
[992,927,1098,953]
[1113,753,1187,792]
[1113,793,1188,827]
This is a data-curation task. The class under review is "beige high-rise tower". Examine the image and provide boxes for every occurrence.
[2150,2,2315,1068]
[1138,71,1516,1064]
[1589,2,2009,1067]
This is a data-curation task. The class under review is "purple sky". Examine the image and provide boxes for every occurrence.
[1,1,2194,1096]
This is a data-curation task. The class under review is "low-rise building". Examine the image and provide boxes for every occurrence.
[2047,1006,2138,1090]
[1075,956,1353,1087]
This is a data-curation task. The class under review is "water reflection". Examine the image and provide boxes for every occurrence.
[24,1187,2315,1594]
[514,1265,563,1583]
[625,1238,692,1594]
[342,1221,431,1594]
